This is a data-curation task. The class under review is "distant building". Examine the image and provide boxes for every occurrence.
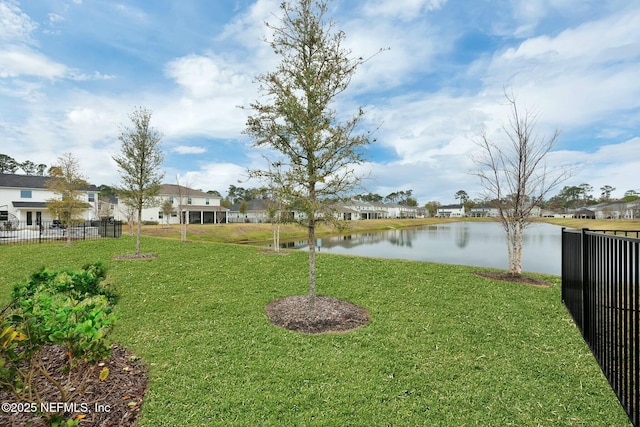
[0,173,99,227]
[436,204,465,218]
[135,184,227,224]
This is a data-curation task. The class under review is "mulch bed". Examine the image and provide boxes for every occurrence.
[473,271,553,287]
[0,345,148,427]
[266,295,370,334]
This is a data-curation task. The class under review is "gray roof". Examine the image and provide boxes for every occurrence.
[12,201,48,208]
[0,173,99,191]
[159,184,220,199]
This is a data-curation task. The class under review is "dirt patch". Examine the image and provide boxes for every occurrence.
[112,253,157,260]
[266,295,370,334]
[0,344,148,427]
[473,271,553,287]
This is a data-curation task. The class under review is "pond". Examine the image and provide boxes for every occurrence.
[278,221,563,275]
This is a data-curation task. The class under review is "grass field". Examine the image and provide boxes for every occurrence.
[0,230,634,425]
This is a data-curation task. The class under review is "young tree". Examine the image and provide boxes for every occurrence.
[112,107,164,255]
[46,153,90,247]
[471,92,572,276]
[174,177,194,242]
[244,0,378,306]
[160,199,174,227]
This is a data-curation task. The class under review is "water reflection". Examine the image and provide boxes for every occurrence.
[276,222,562,275]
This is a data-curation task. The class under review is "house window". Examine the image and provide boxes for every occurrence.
[0,211,8,221]
[20,190,32,198]
[88,193,95,202]
[205,198,210,205]
[158,212,163,219]
[187,197,192,205]
[169,196,174,203]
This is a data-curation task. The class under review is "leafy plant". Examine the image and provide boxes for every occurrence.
[0,263,118,425]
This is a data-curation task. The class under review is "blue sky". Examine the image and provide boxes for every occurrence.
[1,0,639,204]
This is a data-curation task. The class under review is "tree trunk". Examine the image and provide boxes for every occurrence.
[506,221,524,276]
[66,221,72,247]
[308,217,316,308]
[135,208,142,255]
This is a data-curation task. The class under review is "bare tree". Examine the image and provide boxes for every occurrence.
[112,107,164,255]
[244,0,379,306]
[471,92,573,276]
[251,159,293,253]
[174,177,194,243]
[46,153,90,247]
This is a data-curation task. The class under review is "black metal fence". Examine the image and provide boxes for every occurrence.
[562,228,640,426]
[0,220,122,245]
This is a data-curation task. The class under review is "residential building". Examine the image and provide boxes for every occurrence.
[436,204,465,218]
[470,205,499,218]
[137,184,228,224]
[0,173,99,227]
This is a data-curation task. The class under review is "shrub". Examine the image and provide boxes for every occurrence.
[0,263,118,425]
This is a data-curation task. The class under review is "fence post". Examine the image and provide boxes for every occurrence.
[581,228,590,340]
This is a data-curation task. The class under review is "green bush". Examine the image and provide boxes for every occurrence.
[0,263,118,425]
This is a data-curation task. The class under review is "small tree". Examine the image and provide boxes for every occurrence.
[160,199,174,227]
[244,0,378,306]
[251,159,294,252]
[112,107,164,255]
[174,177,194,242]
[471,92,573,276]
[46,153,90,247]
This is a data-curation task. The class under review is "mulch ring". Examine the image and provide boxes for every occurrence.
[266,295,370,334]
[473,271,553,287]
[112,253,157,260]
[0,344,148,427]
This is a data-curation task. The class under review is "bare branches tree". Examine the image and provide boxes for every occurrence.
[174,177,194,243]
[113,107,164,255]
[471,92,573,276]
[244,0,379,306]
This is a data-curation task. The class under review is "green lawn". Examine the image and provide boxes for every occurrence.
[0,237,631,426]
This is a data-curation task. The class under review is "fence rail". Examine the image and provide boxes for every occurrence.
[562,228,640,427]
[0,220,122,245]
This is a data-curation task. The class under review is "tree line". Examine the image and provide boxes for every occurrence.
[0,154,48,175]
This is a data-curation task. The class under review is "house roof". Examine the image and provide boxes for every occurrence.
[12,201,48,208]
[0,173,99,191]
[228,199,270,212]
[438,204,463,209]
[159,184,220,199]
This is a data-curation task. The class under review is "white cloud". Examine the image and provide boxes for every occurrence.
[0,0,37,43]
[164,54,250,98]
[0,46,67,78]
[176,162,258,195]
[173,145,207,155]
[361,0,447,20]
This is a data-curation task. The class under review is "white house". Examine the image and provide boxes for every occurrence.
[436,204,465,218]
[0,173,99,227]
[134,184,228,225]
[469,205,499,218]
